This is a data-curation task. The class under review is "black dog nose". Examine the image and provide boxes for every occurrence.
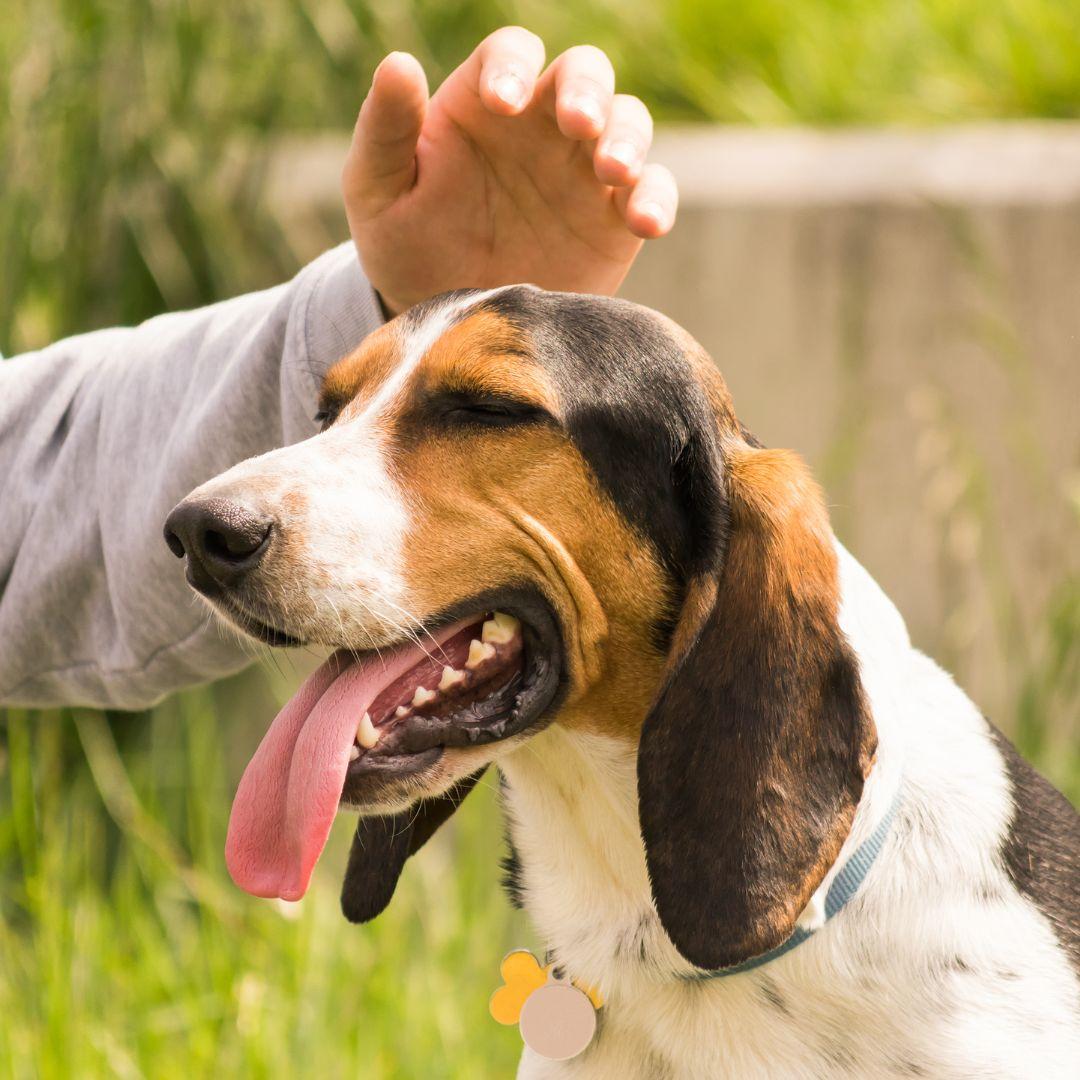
[164,497,273,590]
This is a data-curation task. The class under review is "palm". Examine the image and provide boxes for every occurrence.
[389,87,636,298]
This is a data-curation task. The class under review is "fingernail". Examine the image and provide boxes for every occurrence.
[570,94,604,129]
[492,72,527,109]
[638,201,667,230]
[372,51,398,82]
[606,140,639,169]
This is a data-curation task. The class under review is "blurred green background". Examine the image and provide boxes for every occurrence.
[5,0,1080,355]
[2,1,1079,1077]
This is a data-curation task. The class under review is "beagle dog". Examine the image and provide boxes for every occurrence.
[165,286,1080,1078]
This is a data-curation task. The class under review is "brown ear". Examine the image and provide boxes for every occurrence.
[637,443,876,971]
[341,768,487,923]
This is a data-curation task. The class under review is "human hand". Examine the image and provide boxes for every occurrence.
[342,28,678,315]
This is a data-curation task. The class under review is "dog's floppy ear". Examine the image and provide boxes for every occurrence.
[638,426,876,971]
[341,767,487,923]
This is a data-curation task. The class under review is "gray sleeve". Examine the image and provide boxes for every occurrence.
[0,243,383,710]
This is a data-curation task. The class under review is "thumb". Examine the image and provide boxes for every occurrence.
[343,52,428,216]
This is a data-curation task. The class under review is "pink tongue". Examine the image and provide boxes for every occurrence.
[225,621,470,901]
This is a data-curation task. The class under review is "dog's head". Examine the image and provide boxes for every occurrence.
[165,286,876,971]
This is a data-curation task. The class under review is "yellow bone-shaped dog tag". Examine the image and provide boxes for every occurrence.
[490,949,604,1046]
[489,950,550,1026]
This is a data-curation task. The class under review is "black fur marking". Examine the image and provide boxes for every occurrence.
[821,1038,857,1072]
[613,913,656,961]
[648,607,680,656]
[340,813,411,924]
[497,773,526,910]
[340,767,487,923]
[638,913,654,961]
[758,976,791,1015]
[476,288,727,583]
[988,722,1080,975]
[500,836,525,910]
[975,881,1004,905]
[895,1059,928,1077]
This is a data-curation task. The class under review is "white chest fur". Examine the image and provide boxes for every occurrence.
[497,548,1080,1079]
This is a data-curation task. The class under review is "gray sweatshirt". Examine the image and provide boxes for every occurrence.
[0,244,382,710]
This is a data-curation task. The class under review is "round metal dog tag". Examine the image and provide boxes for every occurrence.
[518,977,597,1061]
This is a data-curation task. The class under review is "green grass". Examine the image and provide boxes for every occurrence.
[0,686,533,1078]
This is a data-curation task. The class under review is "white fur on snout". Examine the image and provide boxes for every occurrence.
[184,287,516,649]
[185,425,412,648]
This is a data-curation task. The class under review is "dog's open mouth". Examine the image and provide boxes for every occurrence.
[340,612,525,792]
[224,597,561,901]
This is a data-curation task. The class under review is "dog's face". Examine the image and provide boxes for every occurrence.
[166,286,876,971]
[168,288,690,799]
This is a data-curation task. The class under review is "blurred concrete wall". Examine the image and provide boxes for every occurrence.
[269,125,1080,737]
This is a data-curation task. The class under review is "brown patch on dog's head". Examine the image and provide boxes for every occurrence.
[318,321,403,421]
[362,303,674,739]
[413,308,560,410]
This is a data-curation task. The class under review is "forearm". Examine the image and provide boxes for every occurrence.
[0,244,381,709]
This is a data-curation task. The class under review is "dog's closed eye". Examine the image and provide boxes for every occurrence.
[432,392,552,430]
[313,397,347,430]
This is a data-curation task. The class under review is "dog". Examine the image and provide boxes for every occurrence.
[164,286,1080,1078]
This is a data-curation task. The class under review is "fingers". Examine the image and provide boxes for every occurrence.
[541,44,616,141]
[533,40,678,237]
[471,35,661,197]
[595,94,653,186]
[343,52,429,214]
[539,48,654,189]
[614,163,679,239]
[473,26,546,115]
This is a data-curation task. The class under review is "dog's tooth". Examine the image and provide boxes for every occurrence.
[466,639,497,669]
[412,686,436,708]
[356,711,380,749]
[439,665,466,691]
[481,611,520,645]
[395,705,411,718]
[349,745,361,761]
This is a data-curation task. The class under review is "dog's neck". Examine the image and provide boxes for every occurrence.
[498,539,910,996]
[500,725,671,989]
